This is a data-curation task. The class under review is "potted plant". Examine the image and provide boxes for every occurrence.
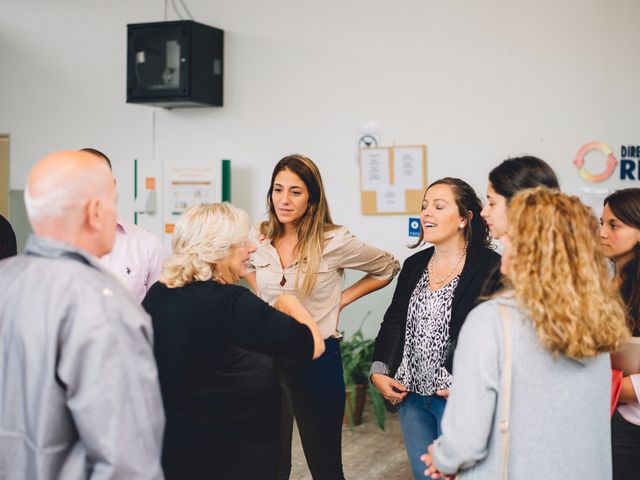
[341,313,386,430]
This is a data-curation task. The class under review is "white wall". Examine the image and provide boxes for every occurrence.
[2,0,639,338]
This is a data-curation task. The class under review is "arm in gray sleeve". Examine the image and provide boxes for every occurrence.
[369,361,390,377]
[56,288,165,480]
[431,301,501,475]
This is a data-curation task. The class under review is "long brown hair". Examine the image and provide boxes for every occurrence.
[260,154,338,297]
[604,188,640,335]
[507,187,629,358]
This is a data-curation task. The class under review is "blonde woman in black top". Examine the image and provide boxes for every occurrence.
[143,202,324,480]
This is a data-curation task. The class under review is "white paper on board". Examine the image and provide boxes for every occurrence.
[580,187,611,218]
[361,149,390,191]
[377,187,405,213]
[393,147,424,189]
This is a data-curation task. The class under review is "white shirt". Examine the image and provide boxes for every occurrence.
[100,218,167,303]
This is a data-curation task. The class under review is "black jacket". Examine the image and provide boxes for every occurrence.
[372,244,502,378]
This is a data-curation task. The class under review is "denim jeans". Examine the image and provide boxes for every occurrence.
[399,392,447,480]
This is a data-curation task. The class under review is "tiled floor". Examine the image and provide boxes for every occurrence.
[290,399,413,479]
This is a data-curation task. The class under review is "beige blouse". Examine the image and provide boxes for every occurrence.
[247,225,400,339]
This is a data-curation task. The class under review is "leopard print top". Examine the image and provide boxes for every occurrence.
[394,267,458,396]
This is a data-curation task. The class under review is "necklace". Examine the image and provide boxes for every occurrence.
[428,243,467,286]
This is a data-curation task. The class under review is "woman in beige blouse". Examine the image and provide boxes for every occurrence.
[246,153,399,480]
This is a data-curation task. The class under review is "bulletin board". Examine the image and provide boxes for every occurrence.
[359,145,427,215]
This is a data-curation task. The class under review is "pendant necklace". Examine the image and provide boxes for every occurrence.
[428,243,467,286]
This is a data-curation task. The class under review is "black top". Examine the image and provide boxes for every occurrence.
[0,215,16,260]
[372,244,502,376]
[143,281,314,424]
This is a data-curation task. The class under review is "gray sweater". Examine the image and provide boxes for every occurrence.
[432,296,612,479]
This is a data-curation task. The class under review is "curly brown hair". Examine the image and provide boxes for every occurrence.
[506,187,629,358]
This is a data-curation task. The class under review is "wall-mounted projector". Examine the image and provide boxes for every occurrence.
[126,20,223,108]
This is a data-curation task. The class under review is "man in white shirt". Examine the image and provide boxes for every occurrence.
[81,148,167,302]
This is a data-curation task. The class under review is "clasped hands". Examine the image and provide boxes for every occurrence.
[370,374,407,405]
[370,374,450,405]
[421,443,455,480]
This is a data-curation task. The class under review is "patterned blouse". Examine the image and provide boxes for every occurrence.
[394,267,458,396]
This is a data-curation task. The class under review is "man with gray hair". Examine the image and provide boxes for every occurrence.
[0,151,165,479]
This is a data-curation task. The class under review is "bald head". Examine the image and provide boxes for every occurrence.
[25,150,118,257]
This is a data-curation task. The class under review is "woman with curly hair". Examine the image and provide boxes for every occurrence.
[371,177,501,479]
[600,188,640,480]
[142,203,325,480]
[422,187,630,479]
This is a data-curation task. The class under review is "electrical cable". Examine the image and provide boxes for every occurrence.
[170,0,183,20]
[178,0,194,20]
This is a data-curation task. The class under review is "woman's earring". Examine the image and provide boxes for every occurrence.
[459,223,465,230]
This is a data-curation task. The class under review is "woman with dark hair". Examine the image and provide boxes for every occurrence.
[370,177,501,479]
[600,188,640,480]
[481,156,560,238]
[245,154,399,480]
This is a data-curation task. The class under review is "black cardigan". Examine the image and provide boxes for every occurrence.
[372,244,502,377]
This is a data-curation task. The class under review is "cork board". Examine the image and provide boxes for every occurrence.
[359,145,427,215]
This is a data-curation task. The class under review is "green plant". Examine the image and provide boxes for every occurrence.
[341,312,386,430]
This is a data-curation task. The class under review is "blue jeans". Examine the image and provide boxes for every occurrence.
[399,392,447,480]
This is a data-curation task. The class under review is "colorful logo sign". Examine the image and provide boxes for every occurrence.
[573,142,618,182]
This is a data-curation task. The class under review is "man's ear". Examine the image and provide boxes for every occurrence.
[85,197,102,232]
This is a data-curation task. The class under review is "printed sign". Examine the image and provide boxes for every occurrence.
[408,217,421,237]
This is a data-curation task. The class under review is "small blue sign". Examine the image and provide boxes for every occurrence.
[408,217,421,237]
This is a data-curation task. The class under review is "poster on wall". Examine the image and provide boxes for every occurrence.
[163,161,222,247]
[359,145,427,215]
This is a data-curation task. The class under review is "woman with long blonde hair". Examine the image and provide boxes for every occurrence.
[422,187,630,479]
[246,154,399,479]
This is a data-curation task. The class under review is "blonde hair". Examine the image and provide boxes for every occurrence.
[505,187,629,358]
[261,154,339,298]
[161,203,251,288]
